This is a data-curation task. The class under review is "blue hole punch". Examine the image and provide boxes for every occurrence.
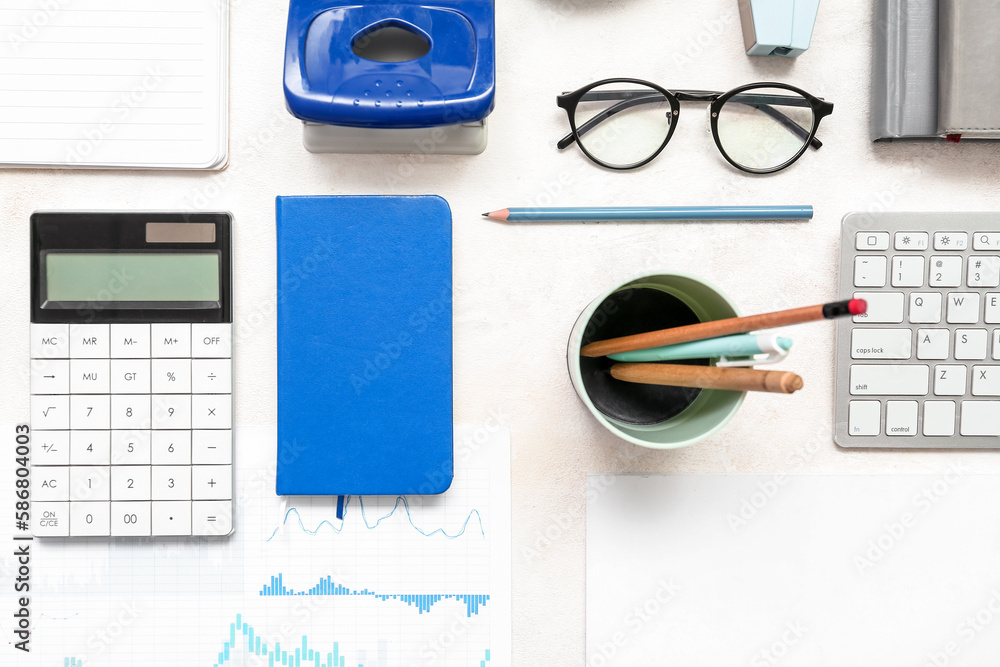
[283,0,496,155]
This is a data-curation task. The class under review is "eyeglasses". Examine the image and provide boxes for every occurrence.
[556,79,834,174]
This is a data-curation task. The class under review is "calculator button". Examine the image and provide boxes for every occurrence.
[31,359,69,395]
[850,364,929,395]
[851,329,911,359]
[70,359,110,394]
[110,359,151,394]
[151,323,191,358]
[894,231,928,250]
[947,293,981,324]
[934,232,968,250]
[70,394,110,429]
[151,359,191,393]
[70,430,110,465]
[151,466,191,501]
[111,395,151,429]
[31,324,69,359]
[848,400,880,436]
[192,395,231,429]
[152,501,192,536]
[110,430,151,465]
[929,256,962,287]
[923,401,956,436]
[192,324,231,358]
[70,501,111,536]
[112,466,151,501]
[69,466,111,501]
[891,256,924,287]
[973,233,1000,250]
[32,466,69,501]
[960,401,1000,436]
[885,401,918,436]
[986,294,1000,324]
[968,256,1000,287]
[972,366,1000,396]
[192,359,231,393]
[917,329,950,360]
[151,395,191,429]
[110,324,150,358]
[151,430,191,465]
[955,329,989,360]
[908,293,941,324]
[854,257,887,287]
[855,232,889,251]
[193,500,232,536]
[192,465,231,500]
[193,430,232,464]
[934,365,967,396]
[32,502,69,537]
[852,292,903,323]
[32,395,69,430]
[69,324,110,358]
[33,431,70,466]
[110,501,151,536]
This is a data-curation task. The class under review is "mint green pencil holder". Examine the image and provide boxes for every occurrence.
[568,272,746,449]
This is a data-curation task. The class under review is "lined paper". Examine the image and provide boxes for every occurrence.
[0,0,228,168]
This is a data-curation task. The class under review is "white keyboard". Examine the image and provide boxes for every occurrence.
[835,212,1000,448]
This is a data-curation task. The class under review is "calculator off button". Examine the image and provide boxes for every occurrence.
[192,324,231,358]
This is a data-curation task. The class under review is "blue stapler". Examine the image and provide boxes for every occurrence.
[283,0,495,154]
[738,0,820,57]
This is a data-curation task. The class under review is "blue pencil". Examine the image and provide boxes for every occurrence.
[482,205,812,222]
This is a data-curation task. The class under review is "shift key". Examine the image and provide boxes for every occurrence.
[850,364,929,395]
[853,292,904,323]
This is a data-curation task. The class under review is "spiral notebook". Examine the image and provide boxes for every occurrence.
[0,0,229,169]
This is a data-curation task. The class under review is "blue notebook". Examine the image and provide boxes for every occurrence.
[276,195,453,495]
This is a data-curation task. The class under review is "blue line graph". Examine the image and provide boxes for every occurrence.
[210,614,491,667]
[260,573,489,616]
[267,495,485,541]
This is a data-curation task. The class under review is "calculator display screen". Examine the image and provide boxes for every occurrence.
[45,252,220,303]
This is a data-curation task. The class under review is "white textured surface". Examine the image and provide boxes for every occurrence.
[4,0,1000,664]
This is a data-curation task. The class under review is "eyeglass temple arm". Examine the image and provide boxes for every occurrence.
[557,90,822,151]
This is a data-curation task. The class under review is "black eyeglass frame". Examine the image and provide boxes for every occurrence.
[556,79,835,174]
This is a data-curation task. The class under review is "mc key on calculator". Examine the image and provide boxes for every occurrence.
[29,212,234,537]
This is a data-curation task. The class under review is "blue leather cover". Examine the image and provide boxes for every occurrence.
[276,195,453,495]
[284,1,495,127]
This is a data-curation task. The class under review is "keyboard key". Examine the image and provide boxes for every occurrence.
[70,359,110,394]
[110,430,151,465]
[994,330,1000,360]
[151,394,191,429]
[32,502,69,537]
[110,324,150,358]
[151,466,191,501]
[111,395,151,430]
[850,364,929,395]
[853,292,904,323]
[917,329,950,360]
[33,431,70,466]
[69,466,111,501]
[70,501,111,537]
[848,401,880,436]
[32,395,69,430]
[885,401,918,436]
[934,365,967,396]
[955,329,989,360]
[929,256,963,287]
[854,257,887,287]
[193,430,232,464]
[851,329,911,359]
[934,232,968,250]
[894,231,928,250]
[960,401,1000,436]
[70,430,110,465]
[193,500,232,536]
[947,293,981,324]
[891,256,924,287]
[31,323,69,359]
[30,359,69,395]
[923,401,956,436]
[111,501,151,537]
[111,466,151,501]
[192,359,231,394]
[70,395,110,430]
[192,394,231,429]
[908,293,941,324]
[150,323,191,358]
[110,359,150,394]
[857,231,889,250]
[973,232,1000,250]
[987,294,1000,324]
[972,366,1000,396]
[192,465,232,500]
[152,501,192,536]
[69,324,110,358]
[33,466,70,501]
[968,256,1000,287]
[192,323,232,358]
[151,430,191,465]
[151,359,191,394]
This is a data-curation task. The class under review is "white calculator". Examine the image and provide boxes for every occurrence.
[29,212,234,537]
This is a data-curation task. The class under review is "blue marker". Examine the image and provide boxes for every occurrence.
[608,333,793,366]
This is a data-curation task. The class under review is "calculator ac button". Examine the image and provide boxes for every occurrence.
[110,501,151,537]
[110,324,150,358]
[32,394,69,430]
[110,359,151,394]
[30,359,69,395]
[70,501,111,537]
[31,324,69,359]
[69,324,110,359]
[150,323,191,358]
[70,359,110,394]
[192,323,232,358]
[31,502,69,537]
[31,466,69,501]
[34,431,70,466]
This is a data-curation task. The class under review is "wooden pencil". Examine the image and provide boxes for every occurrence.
[581,298,866,358]
[609,363,804,394]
